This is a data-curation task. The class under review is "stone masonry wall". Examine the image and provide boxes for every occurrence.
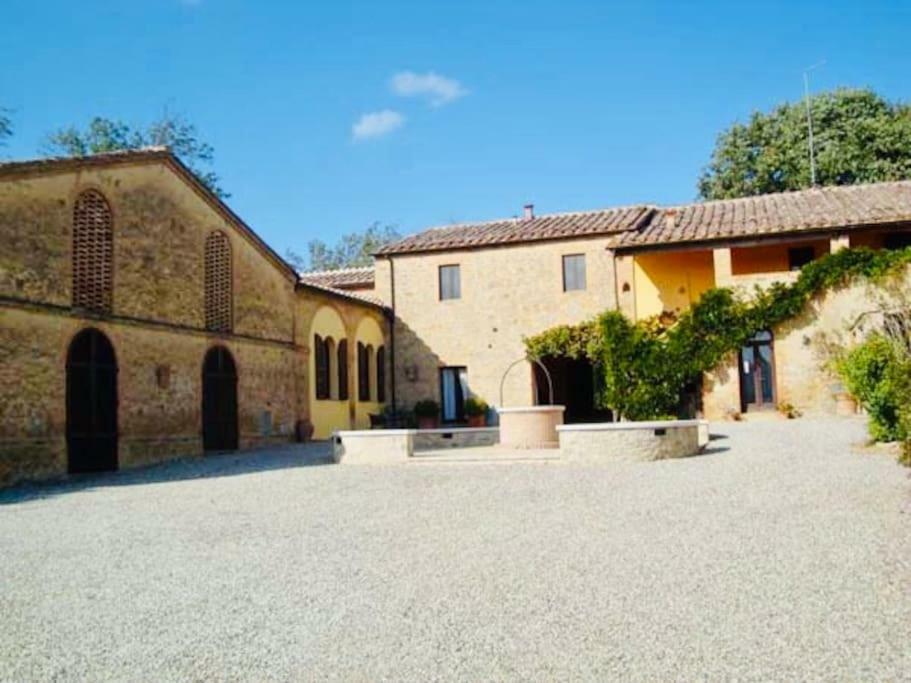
[703,268,911,419]
[376,236,618,414]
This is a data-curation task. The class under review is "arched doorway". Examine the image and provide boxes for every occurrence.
[202,346,238,452]
[66,328,118,473]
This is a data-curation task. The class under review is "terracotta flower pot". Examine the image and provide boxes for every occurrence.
[835,392,858,416]
[417,416,439,430]
[467,414,486,428]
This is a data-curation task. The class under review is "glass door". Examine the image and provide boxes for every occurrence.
[739,331,776,411]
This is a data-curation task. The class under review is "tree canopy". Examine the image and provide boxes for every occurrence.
[698,88,911,200]
[288,222,401,271]
[43,113,227,197]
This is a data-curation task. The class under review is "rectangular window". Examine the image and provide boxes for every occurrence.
[440,367,468,423]
[439,265,461,300]
[884,232,911,250]
[562,254,586,291]
[788,246,815,271]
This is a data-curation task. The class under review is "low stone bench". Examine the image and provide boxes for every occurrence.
[413,427,499,451]
[332,430,413,464]
[557,420,703,463]
[333,427,500,464]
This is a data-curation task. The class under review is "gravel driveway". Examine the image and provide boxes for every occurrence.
[1,418,909,681]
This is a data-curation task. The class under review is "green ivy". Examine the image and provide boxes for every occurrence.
[525,246,911,420]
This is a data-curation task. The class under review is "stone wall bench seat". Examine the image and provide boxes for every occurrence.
[333,427,500,464]
[556,420,703,463]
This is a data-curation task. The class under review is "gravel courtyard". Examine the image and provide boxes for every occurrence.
[1,418,910,681]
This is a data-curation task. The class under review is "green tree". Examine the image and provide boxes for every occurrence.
[699,88,911,200]
[44,112,227,198]
[0,108,11,146]
[290,222,401,271]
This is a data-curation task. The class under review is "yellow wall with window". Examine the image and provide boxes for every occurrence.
[731,239,829,275]
[633,250,715,320]
[354,316,386,429]
[309,305,350,439]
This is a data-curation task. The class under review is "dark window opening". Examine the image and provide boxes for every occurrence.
[315,334,330,400]
[788,246,815,271]
[376,346,386,402]
[884,232,911,251]
[337,339,349,401]
[358,342,371,402]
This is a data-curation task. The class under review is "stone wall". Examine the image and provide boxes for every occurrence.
[376,236,618,414]
[703,269,911,419]
[0,162,297,340]
[0,158,387,486]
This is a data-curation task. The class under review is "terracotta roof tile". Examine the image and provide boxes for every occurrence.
[375,205,655,255]
[612,181,911,250]
[299,266,375,289]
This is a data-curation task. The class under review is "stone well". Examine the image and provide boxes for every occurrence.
[497,406,565,449]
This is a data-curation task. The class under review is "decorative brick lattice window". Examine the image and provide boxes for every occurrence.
[72,190,114,313]
[204,231,233,332]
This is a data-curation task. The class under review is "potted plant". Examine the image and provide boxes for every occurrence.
[413,399,440,430]
[830,382,858,416]
[464,397,488,428]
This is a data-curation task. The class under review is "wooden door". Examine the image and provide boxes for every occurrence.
[202,346,238,452]
[66,329,118,473]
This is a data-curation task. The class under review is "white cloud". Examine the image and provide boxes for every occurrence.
[390,71,468,107]
[351,110,405,141]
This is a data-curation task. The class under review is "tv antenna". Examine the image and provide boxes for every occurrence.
[803,60,825,186]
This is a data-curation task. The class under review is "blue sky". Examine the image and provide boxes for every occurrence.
[3,1,911,260]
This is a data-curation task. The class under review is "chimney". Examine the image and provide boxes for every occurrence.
[523,203,535,220]
[665,208,677,230]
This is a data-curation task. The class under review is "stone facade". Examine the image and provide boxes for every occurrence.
[374,235,618,414]
[0,153,387,486]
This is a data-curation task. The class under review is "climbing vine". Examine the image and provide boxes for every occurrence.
[524,246,911,420]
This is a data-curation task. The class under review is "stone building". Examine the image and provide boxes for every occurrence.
[371,183,911,423]
[0,148,389,486]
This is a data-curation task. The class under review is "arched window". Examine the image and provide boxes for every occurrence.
[205,231,232,332]
[315,334,330,400]
[376,346,386,403]
[338,340,349,401]
[72,190,113,313]
[357,342,370,402]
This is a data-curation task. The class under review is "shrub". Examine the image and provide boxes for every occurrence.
[413,400,440,418]
[464,397,488,417]
[836,335,910,442]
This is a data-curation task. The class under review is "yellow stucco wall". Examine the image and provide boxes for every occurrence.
[308,305,350,439]
[633,250,715,320]
[354,316,386,429]
[731,239,829,275]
